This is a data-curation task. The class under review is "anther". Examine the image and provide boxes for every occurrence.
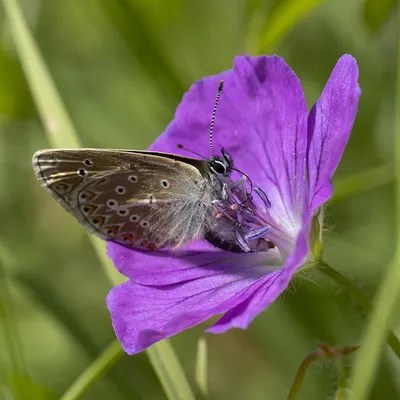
[254,186,271,209]
[245,226,270,241]
[234,228,250,252]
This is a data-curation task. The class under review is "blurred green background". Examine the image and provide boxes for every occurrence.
[0,0,399,399]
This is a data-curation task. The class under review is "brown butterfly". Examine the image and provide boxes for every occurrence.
[32,82,272,253]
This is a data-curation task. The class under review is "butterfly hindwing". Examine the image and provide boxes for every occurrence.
[32,149,213,249]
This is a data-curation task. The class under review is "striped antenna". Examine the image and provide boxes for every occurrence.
[209,80,224,157]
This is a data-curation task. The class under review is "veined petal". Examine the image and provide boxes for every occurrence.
[307,55,361,211]
[151,55,309,233]
[107,240,282,285]
[107,262,277,354]
[106,217,309,354]
[207,220,309,333]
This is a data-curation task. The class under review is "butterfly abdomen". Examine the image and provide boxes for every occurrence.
[204,230,246,253]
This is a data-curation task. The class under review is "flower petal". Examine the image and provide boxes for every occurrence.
[107,240,282,285]
[106,259,276,354]
[307,54,361,211]
[106,220,308,354]
[151,55,309,232]
[207,221,309,333]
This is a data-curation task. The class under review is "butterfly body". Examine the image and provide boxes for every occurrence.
[32,148,233,250]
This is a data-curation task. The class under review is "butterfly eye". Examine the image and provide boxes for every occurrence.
[210,160,227,175]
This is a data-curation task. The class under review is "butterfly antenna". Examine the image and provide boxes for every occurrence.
[209,80,224,157]
[176,144,206,159]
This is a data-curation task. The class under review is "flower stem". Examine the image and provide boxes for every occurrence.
[195,337,208,397]
[347,15,400,398]
[334,362,351,400]
[2,1,196,399]
[60,340,123,400]
[286,345,359,400]
[286,351,318,400]
[317,261,400,359]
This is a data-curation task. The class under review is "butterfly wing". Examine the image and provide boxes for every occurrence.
[32,149,213,249]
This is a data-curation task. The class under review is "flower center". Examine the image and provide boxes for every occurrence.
[212,176,296,257]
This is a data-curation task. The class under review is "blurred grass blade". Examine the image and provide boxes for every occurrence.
[258,0,326,53]
[318,262,400,359]
[14,271,100,358]
[8,371,56,400]
[349,14,400,398]
[364,0,398,32]
[0,259,25,375]
[60,340,123,400]
[195,337,208,396]
[99,0,184,104]
[147,340,196,400]
[330,163,394,203]
[12,271,137,399]
[1,0,79,148]
[2,1,196,400]
[349,258,400,399]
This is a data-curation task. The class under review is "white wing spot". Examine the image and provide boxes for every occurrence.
[116,185,126,194]
[107,199,118,208]
[129,175,138,182]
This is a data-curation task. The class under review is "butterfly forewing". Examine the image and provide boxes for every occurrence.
[33,149,212,250]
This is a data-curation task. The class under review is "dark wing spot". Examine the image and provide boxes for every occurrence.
[84,159,93,166]
[78,168,86,176]
[161,180,169,188]
[129,175,137,182]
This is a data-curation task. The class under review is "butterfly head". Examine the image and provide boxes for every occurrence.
[208,147,233,177]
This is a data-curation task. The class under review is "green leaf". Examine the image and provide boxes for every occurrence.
[98,0,185,105]
[258,0,326,53]
[363,0,398,32]
[7,372,56,400]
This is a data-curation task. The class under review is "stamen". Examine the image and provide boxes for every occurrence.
[235,228,250,252]
[245,226,270,241]
[254,186,271,209]
[212,200,235,222]
[211,174,275,253]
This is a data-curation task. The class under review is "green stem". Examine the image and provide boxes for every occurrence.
[60,340,123,400]
[195,337,208,397]
[347,15,400,398]
[147,341,196,400]
[286,352,319,400]
[317,262,400,359]
[2,1,196,399]
[334,361,350,400]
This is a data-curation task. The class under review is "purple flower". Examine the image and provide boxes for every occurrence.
[106,55,361,354]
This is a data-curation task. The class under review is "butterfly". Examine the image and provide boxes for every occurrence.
[32,81,272,253]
